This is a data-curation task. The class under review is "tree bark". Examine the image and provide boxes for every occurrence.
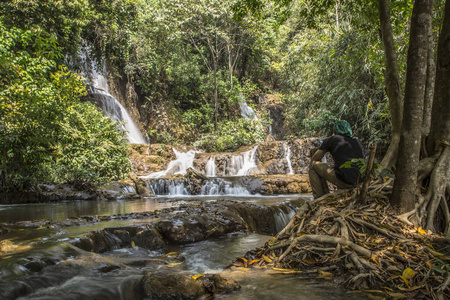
[422,23,436,137]
[427,0,450,155]
[378,0,404,170]
[392,0,433,213]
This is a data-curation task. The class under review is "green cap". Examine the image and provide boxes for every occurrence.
[333,120,354,138]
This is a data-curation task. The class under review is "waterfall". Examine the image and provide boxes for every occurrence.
[148,178,252,196]
[237,146,258,176]
[200,178,251,196]
[226,145,259,176]
[91,71,147,144]
[141,149,199,179]
[205,156,216,177]
[273,205,297,232]
[238,95,258,120]
[78,46,146,144]
[283,142,294,175]
[148,179,188,196]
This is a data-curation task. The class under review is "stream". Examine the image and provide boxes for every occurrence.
[0,195,367,300]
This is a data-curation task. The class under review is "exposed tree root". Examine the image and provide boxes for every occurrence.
[234,180,450,299]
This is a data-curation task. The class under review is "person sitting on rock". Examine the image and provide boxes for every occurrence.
[309,120,364,199]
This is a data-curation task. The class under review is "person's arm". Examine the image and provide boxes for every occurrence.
[312,149,326,162]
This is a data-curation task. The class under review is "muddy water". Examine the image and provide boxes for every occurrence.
[0,195,366,300]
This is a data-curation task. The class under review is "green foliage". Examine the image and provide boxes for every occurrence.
[0,23,130,190]
[340,158,395,179]
[194,118,266,152]
[55,102,131,184]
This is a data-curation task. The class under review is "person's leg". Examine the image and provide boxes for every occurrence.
[309,161,331,199]
[310,161,354,199]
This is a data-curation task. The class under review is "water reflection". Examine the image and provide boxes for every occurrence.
[0,195,312,223]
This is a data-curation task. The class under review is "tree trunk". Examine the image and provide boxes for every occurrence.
[392,0,433,213]
[378,0,404,170]
[422,23,436,137]
[421,0,450,231]
[427,0,450,155]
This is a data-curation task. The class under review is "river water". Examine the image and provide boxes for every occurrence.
[0,195,366,300]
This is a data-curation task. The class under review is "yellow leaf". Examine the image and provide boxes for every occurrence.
[268,237,276,246]
[131,241,135,248]
[192,274,205,280]
[163,252,178,257]
[272,268,302,274]
[402,268,416,280]
[249,259,260,265]
[262,255,272,263]
[416,227,427,235]
[237,257,248,263]
[426,261,433,269]
[318,270,333,277]
[166,261,184,267]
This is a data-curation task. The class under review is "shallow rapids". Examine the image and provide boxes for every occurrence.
[0,195,367,300]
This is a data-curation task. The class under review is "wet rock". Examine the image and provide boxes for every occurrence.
[0,224,10,235]
[223,202,278,235]
[133,227,166,250]
[129,173,155,197]
[201,274,241,295]
[141,270,204,300]
[155,211,244,245]
[73,229,124,253]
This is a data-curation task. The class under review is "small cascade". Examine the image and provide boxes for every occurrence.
[205,156,216,177]
[147,177,252,196]
[238,95,258,120]
[200,178,251,196]
[225,145,259,176]
[273,205,297,232]
[141,149,199,179]
[237,146,259,176]
[148,179,188,196]
[283,142,294,175]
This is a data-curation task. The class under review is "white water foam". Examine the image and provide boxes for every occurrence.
[238,95,258,120]
[141,149,199,179]
[205,156,216,177]
[283,142,294,175]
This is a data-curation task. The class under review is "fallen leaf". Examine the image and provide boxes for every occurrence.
[131,241,135,248]
[402,268,416,280]
[249,259,260,265]
[416,227,427,235]
[318,269,333,278]
[166,261,184,267]
[192,274,205,280]
[262,255,272,263]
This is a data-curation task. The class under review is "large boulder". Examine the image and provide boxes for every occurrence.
[141,270,204,300]
[141,270,240,300]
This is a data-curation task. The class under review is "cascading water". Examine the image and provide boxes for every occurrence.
[205,156,216,177]
[283,142,294,175]
[141,149,199,179]
[200,178,251,196]
[148,179,188,196]
[238,95,258,120]
[226,146,259,176]
[91,70,147,144]
[236,146,258,176]
[273,205,297,232]
[79,46,146,144]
